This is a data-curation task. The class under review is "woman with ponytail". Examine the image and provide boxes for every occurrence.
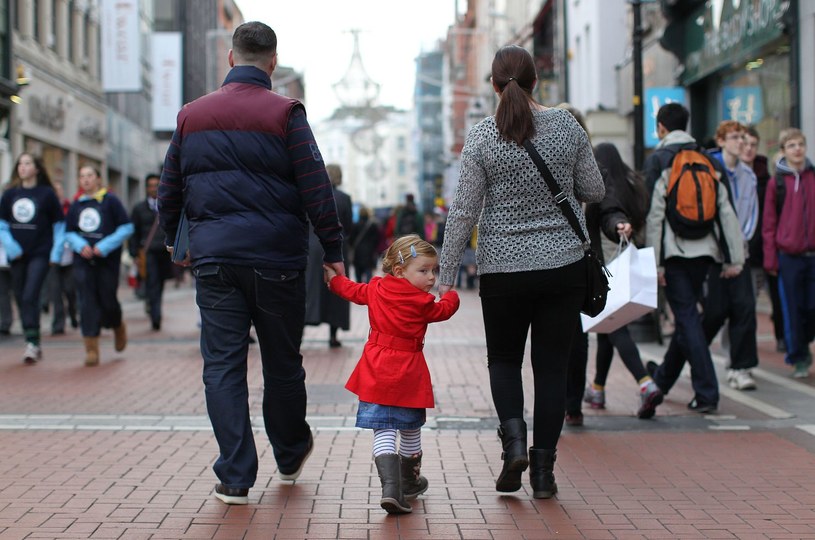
[439,45,604,499]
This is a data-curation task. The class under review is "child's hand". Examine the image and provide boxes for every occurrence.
[323,263,338,283]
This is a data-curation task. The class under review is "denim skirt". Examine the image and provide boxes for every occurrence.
[355,401,426,430]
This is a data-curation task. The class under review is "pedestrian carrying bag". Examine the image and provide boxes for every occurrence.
[522,140,610,316]
[580,238,658,333]
[665,148,719,239]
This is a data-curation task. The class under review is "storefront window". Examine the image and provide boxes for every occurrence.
[23,137,67,189]
[718,45,790,160]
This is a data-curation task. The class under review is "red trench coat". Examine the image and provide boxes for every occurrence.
[329,274,460,408]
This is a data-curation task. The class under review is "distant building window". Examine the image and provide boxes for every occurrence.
[397,136,405,150]
[398,160,406,176]
[67,0,74,61]
[32,0,39,42]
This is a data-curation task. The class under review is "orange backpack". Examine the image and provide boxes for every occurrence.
[665,149,719,239]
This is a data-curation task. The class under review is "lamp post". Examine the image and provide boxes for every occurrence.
[630,0,658,170]
[630,0,646,171]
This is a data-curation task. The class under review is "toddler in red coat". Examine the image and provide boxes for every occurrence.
[324,234,460,514]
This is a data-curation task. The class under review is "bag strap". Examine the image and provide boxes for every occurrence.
[522,140,589,251]
[144,211,161,250]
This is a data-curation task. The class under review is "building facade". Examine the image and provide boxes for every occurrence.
[10,0,106,198]
[658,0,795,157]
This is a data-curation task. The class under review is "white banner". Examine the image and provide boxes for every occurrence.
[101,0,141,92]
[152,33,183,131]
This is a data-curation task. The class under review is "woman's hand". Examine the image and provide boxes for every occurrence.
[80,245,94,259]
[438,284,454,297]
[616,221,633,240]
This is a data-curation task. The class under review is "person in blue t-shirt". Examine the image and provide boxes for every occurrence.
[65,166,133,366]
[0,153,64,363]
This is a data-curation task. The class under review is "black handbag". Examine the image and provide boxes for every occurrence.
[522,140,610,316]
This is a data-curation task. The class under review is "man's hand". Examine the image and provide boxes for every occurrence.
[438,284,454,297]
[166,246,191,267]
[80,245,94,259]
[721,264,743,279]
[92,246,103,257]
[323,264,339,284]
[657,271,666,287]
[324,261,345,283]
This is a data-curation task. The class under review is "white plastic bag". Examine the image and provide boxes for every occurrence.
[580,241,658,333]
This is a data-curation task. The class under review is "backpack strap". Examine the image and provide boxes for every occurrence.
[521,140,589,250]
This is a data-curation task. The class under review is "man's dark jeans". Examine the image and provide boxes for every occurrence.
[195,263,311,489]
[654,257,719,407]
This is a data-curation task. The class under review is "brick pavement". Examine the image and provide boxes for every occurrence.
[1,282,815,539]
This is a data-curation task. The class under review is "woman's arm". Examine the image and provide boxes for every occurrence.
[438,127,488,285]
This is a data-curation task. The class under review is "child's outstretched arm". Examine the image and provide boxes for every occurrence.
[324,268,370,305]
[423,289,461,323]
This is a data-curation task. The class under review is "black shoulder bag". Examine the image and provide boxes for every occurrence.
[522,140,610,317]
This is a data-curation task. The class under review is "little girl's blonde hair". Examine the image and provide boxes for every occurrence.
[382,234,437,275]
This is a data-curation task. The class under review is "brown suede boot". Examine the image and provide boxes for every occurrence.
[84,337,100,366]
[113,322,127,352]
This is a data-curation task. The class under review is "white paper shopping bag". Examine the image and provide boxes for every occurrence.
[580,243,658,333]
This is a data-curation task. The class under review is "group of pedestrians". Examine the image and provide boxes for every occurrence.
[0,158,136,366]
[147,20,815,515]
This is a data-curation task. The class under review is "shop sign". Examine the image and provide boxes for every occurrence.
[79,118,105,145]
[722,86,763,124]
[680,0,790,85]
[28,95,66,132]
[645,87,687,148]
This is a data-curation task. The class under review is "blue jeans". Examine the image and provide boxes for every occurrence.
[654,257,719,407]
[10,255,50,340]
[195,263,311,489]
[777,253,815,365]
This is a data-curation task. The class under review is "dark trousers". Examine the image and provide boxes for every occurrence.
[10,256,50,340]
[594,325,647,386]
[145,250,170,325]
[765,273,785,342]
[73,257,123,337]
[50,265,77,333]
[702,264,758,370]
[777,253,815,365]
[194,263,311,488]
[480,259,585,450]
[0,268,11,332]
[654,257,719,406]
[565,329,588,415]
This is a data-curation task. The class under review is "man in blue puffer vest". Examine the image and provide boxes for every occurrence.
[158,21,346,505]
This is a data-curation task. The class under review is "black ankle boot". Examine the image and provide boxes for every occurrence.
[400,452,429,500]
[495,418,529,492]
[529,448,558,499]
[374,454,412,514]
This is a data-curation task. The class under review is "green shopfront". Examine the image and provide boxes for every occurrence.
[667,0,795,157]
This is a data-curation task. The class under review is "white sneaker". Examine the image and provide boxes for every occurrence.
[23,342,42,364]
[729,369,756,390]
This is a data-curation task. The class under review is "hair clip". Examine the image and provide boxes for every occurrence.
[397,251,405,265]
[410,245,417,258]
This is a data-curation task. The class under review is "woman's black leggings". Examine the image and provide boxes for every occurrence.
[594,325,647,386]
[479,259,586,450]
